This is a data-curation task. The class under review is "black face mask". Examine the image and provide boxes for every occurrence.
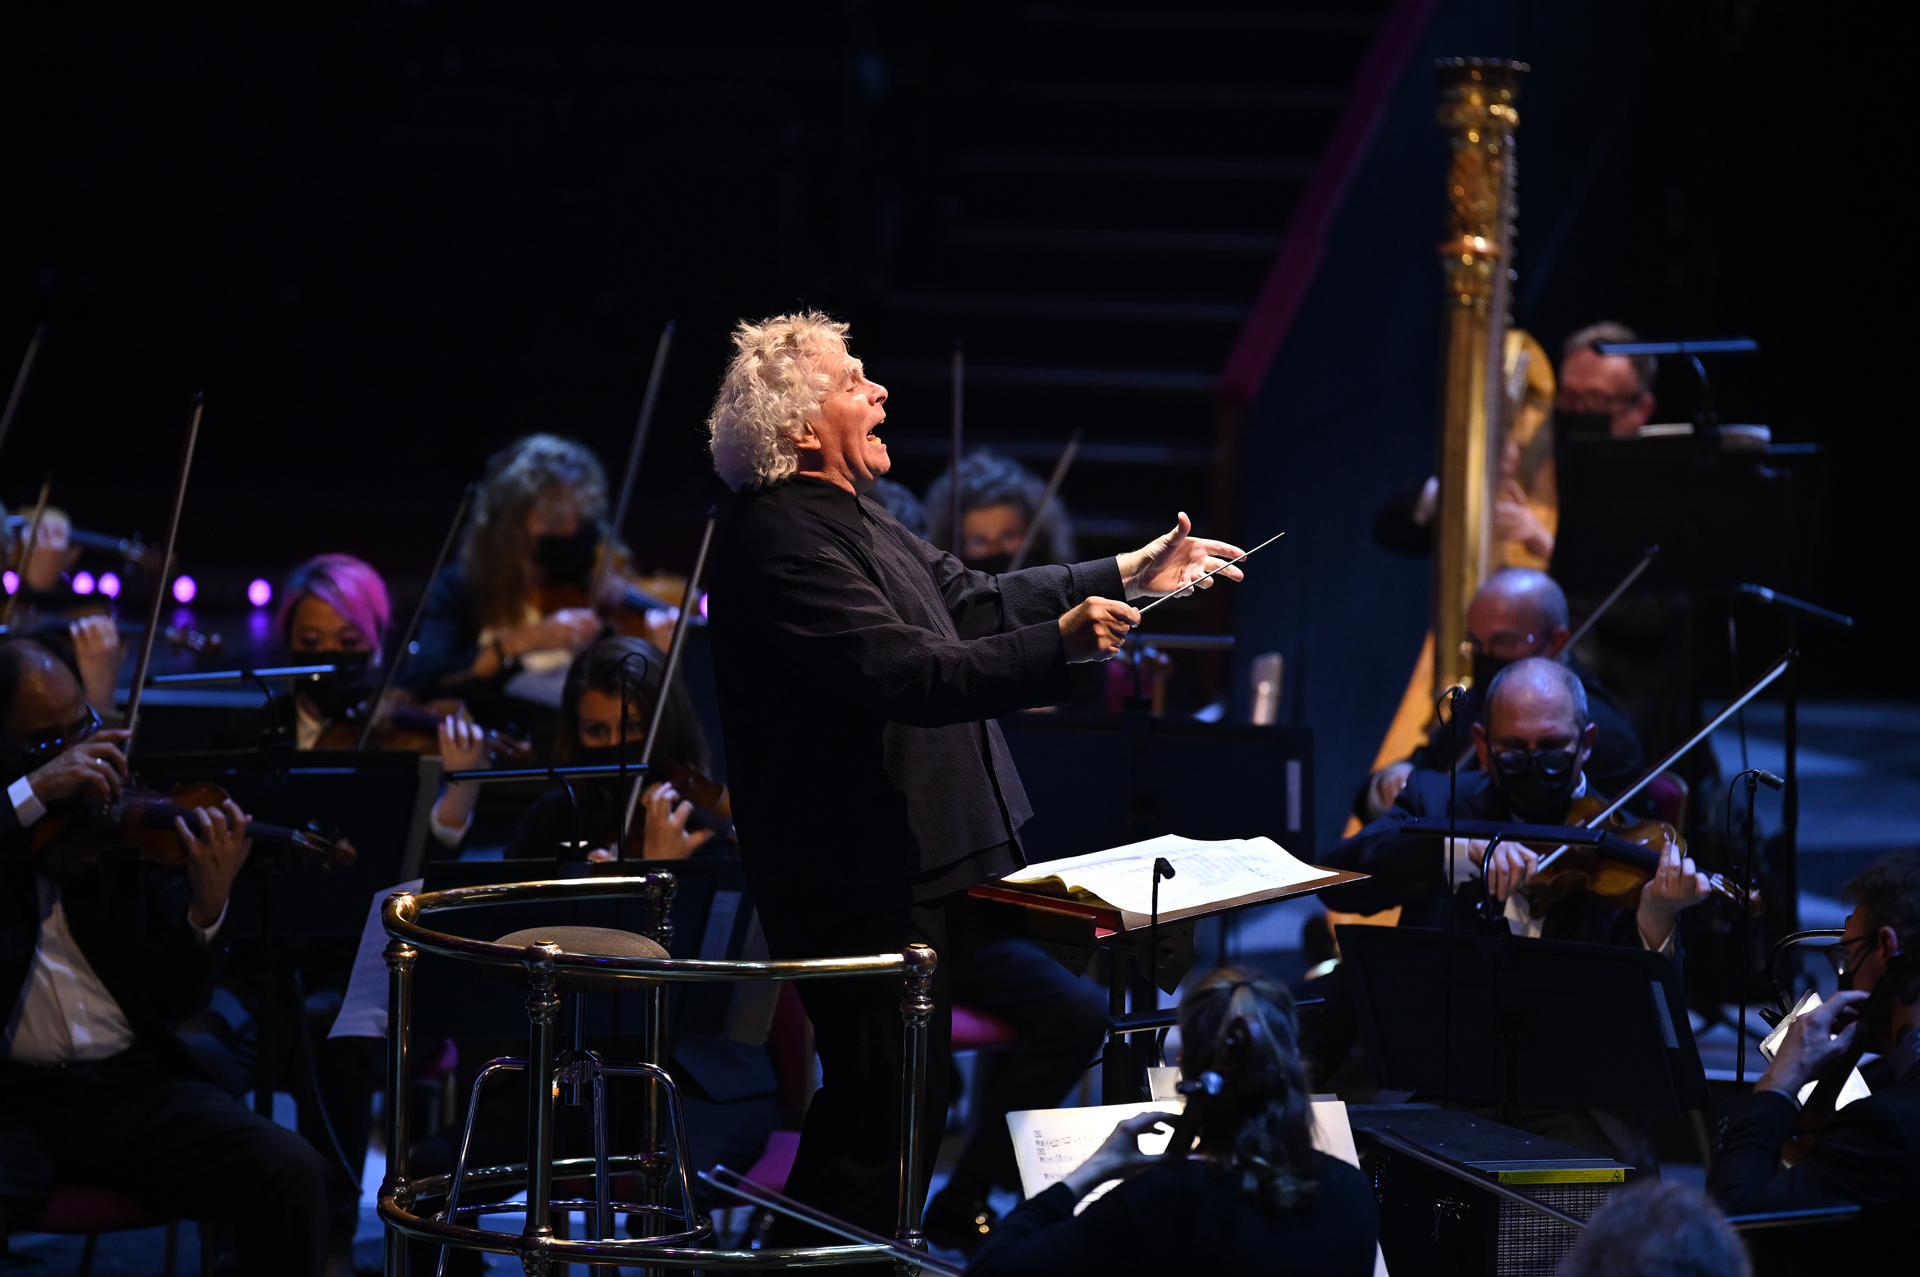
[295,652,377,719]
[1470,652,1510,700]
[1488,751,1580,825]
[534,526,600,584]
[966,552,1015,576]
[568,743,648,769]
[1556,409,1617,438]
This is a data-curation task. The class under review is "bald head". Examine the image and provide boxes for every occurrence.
[1468,568,1572,661]
[1472,657,1597,797]
[0,639,85,740]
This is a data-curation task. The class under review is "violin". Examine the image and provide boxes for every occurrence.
[30,780,356,871]
[612,760,735,854]
[1515,795,1761,919]
[314,691,534,765]
[1782,951,1920,1164]
[535,542,684,648]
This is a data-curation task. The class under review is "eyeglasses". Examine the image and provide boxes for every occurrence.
[1491,747,1577,779]
[1825,936,1874,978]
[13,705,101,764]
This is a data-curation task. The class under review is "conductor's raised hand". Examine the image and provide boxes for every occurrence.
[27,731,130,807]
[175,799,253,930]
[1059,1110,1182,1200]
[1060,597,1140,663]
[1118,512,1246,601]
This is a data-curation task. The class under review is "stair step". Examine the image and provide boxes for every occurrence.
[949,225,1280,253]
[955,153,1315,182]
[885,292,1249,323]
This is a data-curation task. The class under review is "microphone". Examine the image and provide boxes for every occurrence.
[1733,584,1855,630]
[1755,770,1786,791]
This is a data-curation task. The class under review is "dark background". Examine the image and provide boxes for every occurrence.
[0,2,1906,821]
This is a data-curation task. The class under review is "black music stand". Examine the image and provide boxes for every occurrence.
[1337,925,1707,1115]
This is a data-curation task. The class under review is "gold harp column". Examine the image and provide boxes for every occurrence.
[1432,57,1527,696]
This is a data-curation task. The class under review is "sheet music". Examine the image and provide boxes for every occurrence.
[1000,834,1336,916]
[330,878,423,1039]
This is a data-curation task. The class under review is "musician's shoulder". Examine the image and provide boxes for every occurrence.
[1397,767,1492,814]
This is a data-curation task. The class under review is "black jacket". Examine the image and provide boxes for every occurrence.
[708,477,1121,920]
[1,803,231,1076]
[968,1152,1377,1277]
[1710,1060,1920,1223]
[1319,769,1648,948]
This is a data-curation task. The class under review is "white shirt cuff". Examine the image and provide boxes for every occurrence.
[190,901,229,944]
[429,807,474,848]
[9,775,46,828]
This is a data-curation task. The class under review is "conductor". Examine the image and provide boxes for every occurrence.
[704,311,1246,1242]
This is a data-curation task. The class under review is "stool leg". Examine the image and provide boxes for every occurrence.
[438,1060,526,1277]
[523,945,564,1266]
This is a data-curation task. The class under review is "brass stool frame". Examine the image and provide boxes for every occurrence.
[378,874,938,1275]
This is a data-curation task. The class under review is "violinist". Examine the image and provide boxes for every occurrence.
[1710,850,1920,1232]
[1324,657,1708,953]
[404,435,663,730]
[923,448,1075,571]
[276,553,388,747]
[0,637,331,1275]
[429,636,719,861]
[1360,569,1643,820]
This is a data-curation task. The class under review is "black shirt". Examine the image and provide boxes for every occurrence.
[707,476,1123,920]
[968,1152,1377,1277]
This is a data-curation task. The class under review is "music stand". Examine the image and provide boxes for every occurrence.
[1337,925,1707,1114]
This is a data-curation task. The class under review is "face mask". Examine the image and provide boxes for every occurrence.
[296,652,376,719]
[568,743,648,768]
[1488,750,1579,825]
[1557,409,1616,438]
[966,552,1015,576]
[534,526,600,583]
[1470,652,1509,699]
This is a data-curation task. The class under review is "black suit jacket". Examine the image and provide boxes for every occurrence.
[708,477,1122,920]
[1,803,230,1075]
[1319,768,1647,948]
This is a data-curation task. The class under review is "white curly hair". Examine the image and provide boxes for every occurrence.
[706,310,860,491]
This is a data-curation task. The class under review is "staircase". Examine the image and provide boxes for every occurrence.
[855,1,1390,573]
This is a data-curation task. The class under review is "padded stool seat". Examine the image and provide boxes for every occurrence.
[494,926,668,992]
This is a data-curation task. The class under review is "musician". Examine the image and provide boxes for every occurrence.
[1361,568,1643,819]
[968,969,1377,1276]
[1709,850,1920,1232]
[924,447,1074,571]
[869,477,931,541]
[430,635,717,860]
[0,638,330,1274]
[403,435,626,728]
[703,310,1243,1243]
[276,552,390,748]
[1557,320,1658,440]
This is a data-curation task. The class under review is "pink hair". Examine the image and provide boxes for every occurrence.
[277,554,392,656]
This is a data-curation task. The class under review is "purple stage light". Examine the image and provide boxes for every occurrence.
[99,572,122,599]
[248,578,273,607]
[172,575,198,604]
[72,571,96,595]
[1,572,15,595]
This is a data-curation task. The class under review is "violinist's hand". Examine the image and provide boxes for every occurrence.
[438,715,490,775]
[1117,512,1246,601]
[69,614,125,713]
[543,608,602,653]
[175,799,253,931]
[1756,990,1868,1098]
[1493,479,1554,562]
[1059,1110,1181,1200]
[1060,597,1140,663]
[1367,761,1415,817]
[1636,837,1712,951]
[586,847,618,863]
[28,731,131,806]
[1476,839,1540,903]
[642,782,715,861]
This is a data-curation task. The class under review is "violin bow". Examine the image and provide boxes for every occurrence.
[619,509,717,850]
[587,320,676,615]
[1007,428,1082,572]
[353,484,474,750]
[0,324,46,463]
[1533,650,1793,874]
[2,478,52,629]
[124,393,204,760]
[1564,545,1659,653]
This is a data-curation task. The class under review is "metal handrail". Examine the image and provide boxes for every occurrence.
[383,878,913,982]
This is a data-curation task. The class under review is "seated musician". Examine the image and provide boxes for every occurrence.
[404,435,664,730]
[275,552,390,747]
[1326,657,1706,952]
[1361,568,1643,819]
[0,638,330,1274]
[969,969,1378,1277]
[923,447,1074,571]
[428,635,717,860]
[1709,849,1920,1233]
[1556,320,1659,440]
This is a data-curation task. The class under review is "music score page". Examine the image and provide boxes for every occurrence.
[999,833,1338,921]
